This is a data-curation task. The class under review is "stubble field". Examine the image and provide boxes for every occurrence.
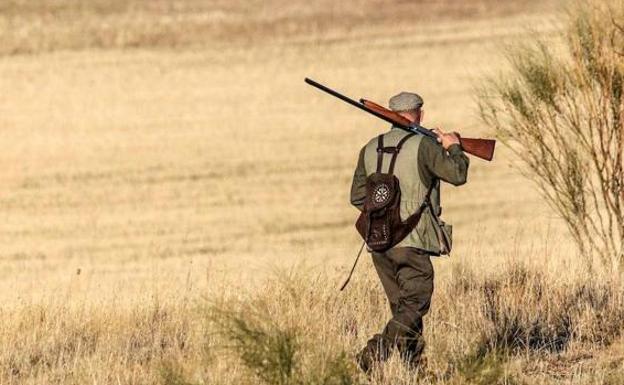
[1,1,623,384]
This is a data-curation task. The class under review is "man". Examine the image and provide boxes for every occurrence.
[350,91,469,372]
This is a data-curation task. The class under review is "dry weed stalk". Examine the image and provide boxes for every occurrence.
[479,1,624,272]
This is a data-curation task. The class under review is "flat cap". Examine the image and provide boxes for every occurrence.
[388,92,423,112]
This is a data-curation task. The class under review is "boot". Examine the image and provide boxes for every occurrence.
[356,335,389,374]
[402,334,426,370]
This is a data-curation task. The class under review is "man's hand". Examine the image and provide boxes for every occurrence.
[432,128,461,150]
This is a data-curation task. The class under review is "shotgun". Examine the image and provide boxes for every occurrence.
[304,77,496,161]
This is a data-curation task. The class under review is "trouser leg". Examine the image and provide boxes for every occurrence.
[356,251,399,372]
[372,251,401,317]
[384,248,433,362]
[358,247,434,371]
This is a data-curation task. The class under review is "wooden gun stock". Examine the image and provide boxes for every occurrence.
[457,137,496,162]
[360,99,496,161]
[360,99,412,126]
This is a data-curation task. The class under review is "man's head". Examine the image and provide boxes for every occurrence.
[389,92,424,124]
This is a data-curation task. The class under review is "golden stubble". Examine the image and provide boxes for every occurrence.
[2,2,612,384]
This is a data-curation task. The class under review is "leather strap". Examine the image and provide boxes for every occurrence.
[376,133,415,175]
[388,133,415,175]
[339,241,366,291]
[376,135,384,173]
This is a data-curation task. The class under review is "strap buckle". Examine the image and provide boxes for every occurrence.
[380,146,398,154]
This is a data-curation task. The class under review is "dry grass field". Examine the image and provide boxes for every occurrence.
[1,1,623,384]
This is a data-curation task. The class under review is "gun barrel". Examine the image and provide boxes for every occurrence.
[305,78,437,139]
[305,78,407,129]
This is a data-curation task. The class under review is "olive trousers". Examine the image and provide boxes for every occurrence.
[358,247,434,371]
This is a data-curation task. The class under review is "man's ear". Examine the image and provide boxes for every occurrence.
[397,111,408,121]
[398,110,417,123]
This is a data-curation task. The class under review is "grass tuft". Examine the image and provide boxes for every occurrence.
[456,351,518,385]
[211,307,299,385]
[208,285,361,385]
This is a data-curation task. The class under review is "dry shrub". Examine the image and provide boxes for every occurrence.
[449,263,624,356]
[478,1,624,271]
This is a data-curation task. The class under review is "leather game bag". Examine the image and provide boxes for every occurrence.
[355,133,433,252]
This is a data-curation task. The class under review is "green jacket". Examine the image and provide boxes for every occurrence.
[350,126,469,254]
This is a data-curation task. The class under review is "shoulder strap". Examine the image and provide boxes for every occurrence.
[388,133,415,174]
[376,135,384,173]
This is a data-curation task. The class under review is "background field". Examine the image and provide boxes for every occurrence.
[2,1,621,384]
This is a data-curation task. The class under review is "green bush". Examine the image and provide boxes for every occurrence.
[206,278,361,385]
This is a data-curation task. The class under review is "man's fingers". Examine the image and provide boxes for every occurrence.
[432,128,443,142]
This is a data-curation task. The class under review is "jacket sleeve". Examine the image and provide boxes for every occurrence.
[418,137,469,187]
[350,146,367,211]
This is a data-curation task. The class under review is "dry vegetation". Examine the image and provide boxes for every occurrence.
[1,0,623,384]
[479,1,624,271]
[0,0,555,54]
